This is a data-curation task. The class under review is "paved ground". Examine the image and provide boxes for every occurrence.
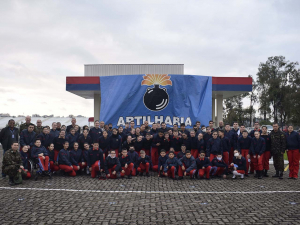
[0,148,299,225]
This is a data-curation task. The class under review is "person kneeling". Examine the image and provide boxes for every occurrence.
[230,150,246,179]
[58,141,78,177]
[164,151,183,180]
[196,151,212,179]
[155,149,168,177]
[31,139,51,177]
[2,142,28,185]
[211,153,228,179]
[137,150,151,177]
[119,148,134,179]
[105,150,121,179]
[179,150,197,179]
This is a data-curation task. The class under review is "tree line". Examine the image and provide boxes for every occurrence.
[223,56,300,128]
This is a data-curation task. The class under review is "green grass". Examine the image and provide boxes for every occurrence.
[284,152,288,160]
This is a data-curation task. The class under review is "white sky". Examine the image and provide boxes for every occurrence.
[1,0,299,117]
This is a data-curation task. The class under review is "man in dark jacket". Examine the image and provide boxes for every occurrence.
[105,150,121,179]
[179,151,197,179]
[285,125,300,179]
[270,123,286,179]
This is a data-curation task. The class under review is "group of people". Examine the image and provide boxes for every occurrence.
[1,116,299,185]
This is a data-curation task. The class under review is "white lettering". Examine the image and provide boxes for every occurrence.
[165,116,172,126]
[185,117,192,126]
[117,117,125,126]
[126,117,134,123]
[147,116,154,125]
[155,116,163,124]
[135,116,143,126]
[173,117,180,126]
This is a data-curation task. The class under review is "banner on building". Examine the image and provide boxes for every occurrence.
[100,74,212,128]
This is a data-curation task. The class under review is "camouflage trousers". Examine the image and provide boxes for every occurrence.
[3,165,27,178]
[273,154,284,172]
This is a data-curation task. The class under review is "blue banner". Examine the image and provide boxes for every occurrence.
[100,74,212,128]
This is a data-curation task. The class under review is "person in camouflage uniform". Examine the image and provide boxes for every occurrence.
[270,123,286,179]
[35,119,43,136]
[19,115,37,134]
[2,142,27,185]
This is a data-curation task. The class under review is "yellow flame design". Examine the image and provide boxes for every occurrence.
[141,74,172,86]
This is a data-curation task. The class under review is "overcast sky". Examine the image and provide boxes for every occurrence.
[1,0,299,117]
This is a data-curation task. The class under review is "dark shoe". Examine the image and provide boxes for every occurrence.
[288,177,293,179]
[264,170,269,177]
[272,171,279,177]
[127,175,132,179]
[9,177,15,186]
[279,172,283,179]
[293,177,297,180]
[244,174,249,177]
[146,173,150,177]
[254,171,258,178]
[258,171,263,179]
[249,171,254,174]
[139,173,143,176]
[178,176,183,180]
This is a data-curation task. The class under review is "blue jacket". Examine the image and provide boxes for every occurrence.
[206,138,223,156]
[225,130,236,149]
[37,133,51,148]
[119,155,132,167]
[66,134,78,150]
[232,156,247,172]
[237,136,252,152]
[127,150,139,168]
[220,136,231,153]
[98,136,110,153]
[181,137,191,150]
[109,134,122,152]
[191,137,198,149]
[46,149,55,162]
[78,134,92,150]
[20,130,36,147]
[285,131,300,150]
[104,156,121,174]
[31,145,48,158]
[261,134,271,152]
[195,157,211,169]
[89,127,103,143]
[250,137,266,155]
[58,149,77,166]
[137,155,151,165]
[164,157,182,172]
[20,150,29,170]
[250,129,262,138]
[50,129,60,138]
[180,156,197,173]
[158,155,168,171]
[87,148,104,167]
[197,139,206,152]
[70,149,84,165]
[211,158,228,174]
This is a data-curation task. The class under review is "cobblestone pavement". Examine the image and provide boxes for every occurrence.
[0,148,299,225]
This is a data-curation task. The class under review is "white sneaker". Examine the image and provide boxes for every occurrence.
[241,174,244,179]
[232,175,236,179]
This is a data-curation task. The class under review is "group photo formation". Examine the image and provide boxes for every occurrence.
[1,116,299,185]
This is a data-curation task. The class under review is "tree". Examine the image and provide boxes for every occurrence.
[256,56,300,127]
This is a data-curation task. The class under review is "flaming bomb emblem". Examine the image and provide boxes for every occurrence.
[141,74,172,111]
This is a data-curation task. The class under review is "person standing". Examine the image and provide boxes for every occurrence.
[36,119,43,136]
[0,119,19,177]
[67,118,80,134]
[285,125,300,179]
[270,123,286,179]
[19,115,36,134]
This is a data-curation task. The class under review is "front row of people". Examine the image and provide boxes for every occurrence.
[3,139,251,185]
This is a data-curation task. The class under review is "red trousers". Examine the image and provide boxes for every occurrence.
[251,153,264,171]
[210,154,217,162]
[191,149,198,159]
[166,166,176,179]
[223,152,229,165]
[137,163,150,173]
[106,165,118,179]
[54,150,59,161]
[212,167,225,176]
[153,165,164,175]
[38,156,49,171]
[50,161,60,172]
[287,149,299,178]
[22,169,31,179]
[198,166,212,178]
[241,149,250,174]
[263,151,271,170]
[229,147,234,164]
[178,163,195,178]
[77,162,87,169]
[59,165,76,176]
[91,160,102,178]
[121,163,134,177]
[151,147,159,165]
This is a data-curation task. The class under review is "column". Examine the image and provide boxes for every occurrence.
[212,98,216,126]
[94,93,101,122]
[216,95,223,125]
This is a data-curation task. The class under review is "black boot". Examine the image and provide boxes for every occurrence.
[279,171,283,179]
[254,171,258,178]
[272,170,279,177]
[264,169,269,177]
[258,170,263,179]
[9,177,15,186]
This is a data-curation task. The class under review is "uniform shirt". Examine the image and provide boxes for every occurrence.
[164,157,182,172]
[285,131,300,150]
[261,134,271,152]
[53,136,66,151]
[232,156,247,172]
[195,157,211,169]
[119,155,132,167]
[250,137,266,155]
[104,156,121,174]
[180,156,197,173]
[20,130,36,147]
[87,148,104,167]
[31,145,49,158]
[237,136,252,152]
[206,138,223,156]
[89,127,103,143]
